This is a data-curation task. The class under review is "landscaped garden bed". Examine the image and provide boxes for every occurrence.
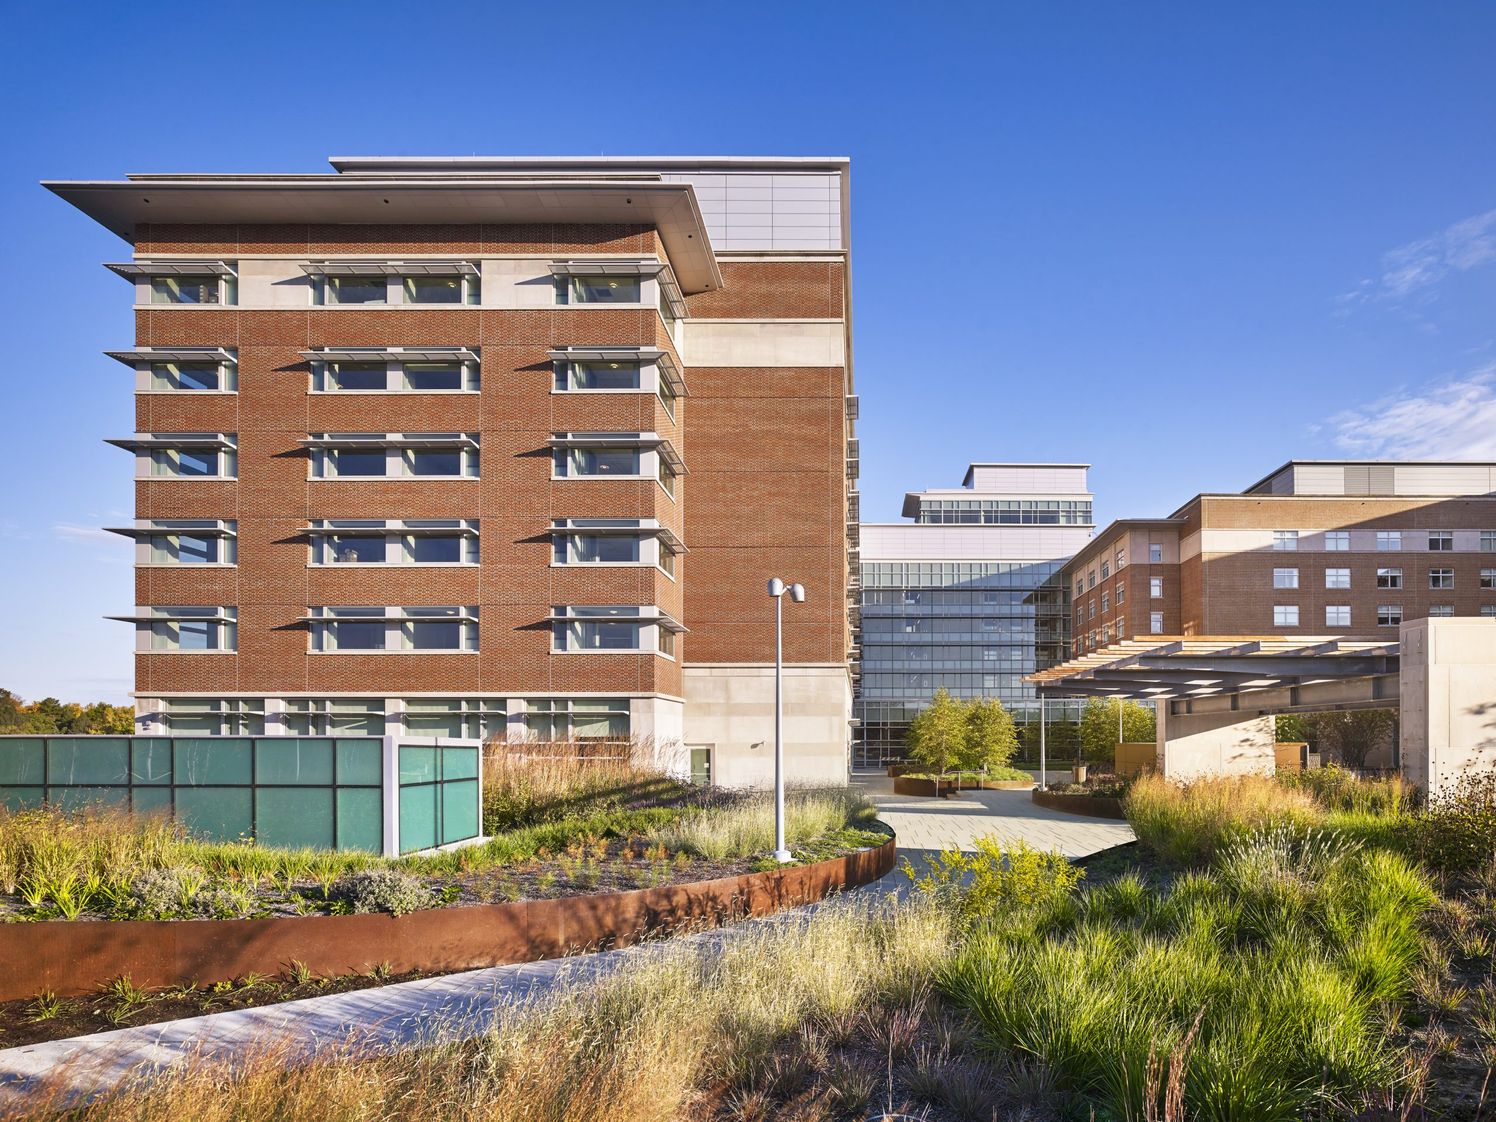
[1031,774,1132,817]
[0,756,893,1015]
[893,768,1035,798]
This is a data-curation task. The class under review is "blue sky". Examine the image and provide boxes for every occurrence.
[2,2,1495,705]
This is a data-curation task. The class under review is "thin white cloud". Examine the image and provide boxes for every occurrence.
[1327,366,1496,459]
[1344,207,1496,306]
[53,523,121,546]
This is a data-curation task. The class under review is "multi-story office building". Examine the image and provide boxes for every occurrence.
[1065,460,1496,654]
[857,463,1093,760]
[48,155,856,787]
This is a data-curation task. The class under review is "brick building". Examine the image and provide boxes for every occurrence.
[1064,460,1496,654]
[48,156,856,786]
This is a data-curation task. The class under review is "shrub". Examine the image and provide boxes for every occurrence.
[905,837,1083,923]
[1403,769,1496,876]
[1124,773,1321,866]
[332,869,434,917]
[125,867,258,920]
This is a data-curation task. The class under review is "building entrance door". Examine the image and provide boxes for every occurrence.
[688,745,713,786]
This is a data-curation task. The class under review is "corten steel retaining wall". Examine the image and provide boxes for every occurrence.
[1031,790,1128,820]
[0,839,895,1002]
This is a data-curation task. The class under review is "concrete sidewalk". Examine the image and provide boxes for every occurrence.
[0,779,1132,1108]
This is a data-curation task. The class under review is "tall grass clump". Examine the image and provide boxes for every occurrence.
[648,787,878,860]
[18,894,952,1122]
[480,751,688,833]
[1277,765,1411,816]
[938,826,1436,1120]
[1124,772,1322,866]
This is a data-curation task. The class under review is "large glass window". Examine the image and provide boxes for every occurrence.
[313,357,478,393]
[1272,568,1299,589]
[1324,531,1350,551]
[1429,531,1454,552]
[312,521,477,566]
[556,447,640,476]
[403,363,464,391]
[150,447,232,478]
[1325,568,1351,589]
[1273,530,1298,551]
[1430,605,1456,617]
[164,698,264,735]
[1377,531,1402,551]
[1481,568,1496,590]
[150,361,231,391]
[149,530,227,565]
[310,607,478,652]
[324,448,386,477]
[1430,568,1455,589]
[555,534,641,564]
[402,698,505,739]
[329,536,388,564]
[1273,605,1299,627]
[284,699,386,735]
[1377,567,1403,589]
[551,608,675,654]
[406,448,461,476]
[326,364,388,391]
[524,699,629,742]
[404,275,464,304]
[556,361,642,391]
[311,436,478,479]
[1378,605,1403,627]
[151,276,223,304]
[145,607,236,652]
[326,276,387,304]
[558,275,641,303]
[1325,605,1351,627]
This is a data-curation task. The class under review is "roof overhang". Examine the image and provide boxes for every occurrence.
[300,610,479,624]
[105,519,236,539]
[549,518,686,552]
[299,347,478,364]
[548,607,688,633]
[44,177,723,294]
[108,607,235,623]
[1030,637,1401,701]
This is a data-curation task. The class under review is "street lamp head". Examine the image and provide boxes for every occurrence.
[767,577,786,598]
[788,583,807,603]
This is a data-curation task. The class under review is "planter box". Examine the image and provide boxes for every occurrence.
[0,840,897,1003]
[892,775,960,798]
[1031,789,1127,820]
[886,763,918,778]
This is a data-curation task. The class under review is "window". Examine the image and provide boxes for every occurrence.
[1115,549,1127,569]
[131,606,236,652]
[1482,569,1496,590]
[1378,605,1403,627]
[1088,600,1096,620]
[1273,605,1299,627]
[982,648,999,662]
[1273,530,1298,551]
[1150,577,1163,598]
[554,446,640,477]
[284,699,387,736]
[153,447,229,478]
[308,607,479,652]
[1325,605,1351,627]
[1324,568,1351,589]
[326,275,387,304]
[145,521,236,565]
[1074,579,1084,597]
[524,699,630,742]
[1483,605,1496,618]
[311,520,478,566]
[1272,568,1299,590]
[403,275,466,304]
[1100,560,1110,580]
[1149,544,1163,563]
[555,361,642,391]
[1087,571,1096,590]
[551,606,678,655]
[556,275,642,303]
[1483,531,1496,552]
[151,274,232,304]
[1430,568,1455,590]
[1429,531,1453,552]
[555,533,639,564]
[1116,583,1125,603]
[163,698,264,735]
[311,353,479,393]
[1149,612,1164,634]
[1324,531,1350,551]
[309,434,479,479]
[309,263,480,306]
[1100,593,1109,613]
[1377,567,1403,589]
[1429,605,1456,617]
[1377,531,1401,551]
[402,698,506,739]
[149,360,234,392]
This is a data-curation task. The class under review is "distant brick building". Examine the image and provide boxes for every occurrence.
[49,156,856,786]
[1063,461,1496,654]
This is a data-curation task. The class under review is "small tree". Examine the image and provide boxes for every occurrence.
[962,697,1017,773]
[1307,709,1397,771]
[1078,698,1157,763]
[906,689,969,779]
[1275,713,1310,744]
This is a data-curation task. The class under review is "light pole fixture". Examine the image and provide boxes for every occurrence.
[768,577,806,863]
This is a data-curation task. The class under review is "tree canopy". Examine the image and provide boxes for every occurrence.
[906,691,1019,775]
[0,689,134,735]
[1077,698,1157,762]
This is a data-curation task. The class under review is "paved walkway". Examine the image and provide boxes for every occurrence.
[852,773,1134,861]
[0,778,1132,1108]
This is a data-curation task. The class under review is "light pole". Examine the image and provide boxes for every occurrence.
[768,577,806,863]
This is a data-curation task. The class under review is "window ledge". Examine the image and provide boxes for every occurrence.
[310,477,481,482]
[136,563,237,569]
[308,390,480,396]
[135,390,238,396]
[140,649,237,655]
[308,563,478,569]
[138,477,238,483]
[308,649,480,655]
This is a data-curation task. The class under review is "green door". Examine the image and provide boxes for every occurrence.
[689,746,712,787]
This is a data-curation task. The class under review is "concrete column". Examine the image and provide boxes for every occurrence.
[1156,707,1276,780]
[1400,617,1496,798]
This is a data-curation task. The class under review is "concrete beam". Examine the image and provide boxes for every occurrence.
[1400,617,1496,797]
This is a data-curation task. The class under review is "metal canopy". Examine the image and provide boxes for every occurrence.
[300,260,478,277]
[1030,636,1402,701]
[106,347,234,366]
[300,433,478,449]
[107,433,236,451]
[549,431,687,474]
[105,261,236,278]
[108,608,235,623]
[548,607,689,633]
[548,259,665,278]
[300,347,477,364]
[105,520,236,539]
[300,611,478,624]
